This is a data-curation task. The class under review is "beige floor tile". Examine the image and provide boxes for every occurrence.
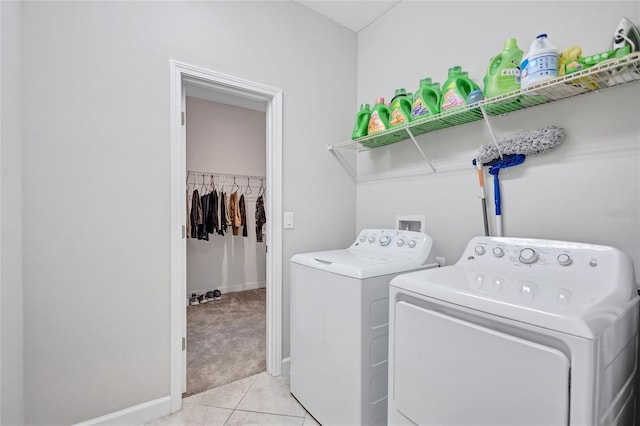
[235,372,307,417]
[145,404,232,426]
[183,374,257,409]
[225,410,304,426]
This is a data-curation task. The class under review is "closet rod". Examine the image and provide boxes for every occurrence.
[187,170,265,181]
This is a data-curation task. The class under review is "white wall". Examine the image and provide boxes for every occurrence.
[21,1,356,424]
[0,1,24,424]
[186,97,266,296]
[357,2,640,277]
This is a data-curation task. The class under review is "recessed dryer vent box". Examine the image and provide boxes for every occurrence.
[396,215,425,233]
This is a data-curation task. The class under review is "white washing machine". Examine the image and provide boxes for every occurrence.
[388,236,639,426]
[290,229,438,426]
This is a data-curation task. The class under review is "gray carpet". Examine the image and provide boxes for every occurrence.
[186,288,266,397]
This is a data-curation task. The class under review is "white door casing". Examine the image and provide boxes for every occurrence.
[169,61,283,413]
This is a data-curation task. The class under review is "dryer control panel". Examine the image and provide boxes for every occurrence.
[458,236,637,314]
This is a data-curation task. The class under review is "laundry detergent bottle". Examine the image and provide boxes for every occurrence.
[389,88,412,127]
[439,66,477,113]
[484,38,523,98]
[520,34,558,89]
[367,97,391,135]
[411,78,441,120]
[351,103,371,139]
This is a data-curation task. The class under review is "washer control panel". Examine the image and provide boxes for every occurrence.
[351,229,433,259]
[457,236,635,311]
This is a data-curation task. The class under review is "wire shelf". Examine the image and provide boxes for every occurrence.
[331,52,640,151]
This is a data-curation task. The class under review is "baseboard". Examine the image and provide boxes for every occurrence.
[187,281,266,299]
[72,396,170,426]
[281,356,290,375]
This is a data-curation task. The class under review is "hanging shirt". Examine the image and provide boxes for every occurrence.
[212,190,219,234]
[255,195,266,242]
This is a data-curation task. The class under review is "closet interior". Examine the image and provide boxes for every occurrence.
[184,97,267,397]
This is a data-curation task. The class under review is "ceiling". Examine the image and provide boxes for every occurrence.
[294,1,400,32]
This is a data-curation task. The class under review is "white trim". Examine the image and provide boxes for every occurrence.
[72,396,170,426]
[169,60,283,414]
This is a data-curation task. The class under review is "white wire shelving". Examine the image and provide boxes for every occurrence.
[328,52,640,174]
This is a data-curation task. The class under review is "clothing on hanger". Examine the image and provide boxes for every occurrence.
[230,191,242,236]
[190,189,203,239]
[199,192,210,241]
[186,190,191,239]
[239,194,247,237]
[255,194,266,242]
[218,191,227,235]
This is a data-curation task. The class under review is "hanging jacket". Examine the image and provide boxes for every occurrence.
[218,192,227,235]
[230,191,242,236]
[190,189,202,239]
[199,193,210,241]
[212,190,219,234]
[255,195,266,242]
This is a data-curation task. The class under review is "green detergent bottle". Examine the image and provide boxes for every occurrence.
[439,66,477,113]
[351,103,371,139]
[411,78,441,120]
[484,38,523,114]
[389,88,412,127]
[367,97,390,135]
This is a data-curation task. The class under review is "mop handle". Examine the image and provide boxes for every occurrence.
[493,173,503,237]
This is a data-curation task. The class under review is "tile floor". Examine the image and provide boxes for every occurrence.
[147,370,320,426]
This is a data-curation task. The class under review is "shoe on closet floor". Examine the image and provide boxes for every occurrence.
[189,293,199,306]
[213,289,222,300]
[198,294,208,304]
[205,291,215,302]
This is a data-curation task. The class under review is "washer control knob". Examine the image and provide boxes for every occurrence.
[380,236,391,247]
[407,240,417,248]
[492,247,504,258]
[396,239,405,247]
[519,248,538,264]
[557,254,572,266]
[474,245,486,255]
[368,236,376,244]
[359,235,367,243]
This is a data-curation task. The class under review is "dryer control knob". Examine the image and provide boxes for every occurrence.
[474,245,486,255]
[380,236,391,247]
[396,239,405,247]
[407,240,417,248]
[492,247,504,258]
[557,254,572,266]
[368,236,376,243]
[519,248,538,264]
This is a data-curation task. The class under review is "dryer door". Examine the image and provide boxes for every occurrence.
[393,301,570,426]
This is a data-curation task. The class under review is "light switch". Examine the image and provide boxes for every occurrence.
[284,211,294,229]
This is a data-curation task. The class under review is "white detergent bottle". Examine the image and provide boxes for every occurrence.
[520,34,558,89]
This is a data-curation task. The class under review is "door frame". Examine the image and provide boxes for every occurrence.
[169,60,283,413]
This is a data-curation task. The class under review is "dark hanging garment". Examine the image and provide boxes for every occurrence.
[205,192,216,235]
[199,193,210,241]
[186,190,191,239]
[239,194,247,237]
[255,195,266,242]
[218,192,227,235]
[212,190,219,234]
[190,189,202,239]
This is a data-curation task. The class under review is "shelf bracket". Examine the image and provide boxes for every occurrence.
[478,104,503,160]
[404,126,437,175]
[327,145,356,179]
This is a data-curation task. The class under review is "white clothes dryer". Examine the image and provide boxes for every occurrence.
[290,229,438,426]
[388,236,639,426]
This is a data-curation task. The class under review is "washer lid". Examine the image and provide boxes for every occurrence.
[291,249,427,279]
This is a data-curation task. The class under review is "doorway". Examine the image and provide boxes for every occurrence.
[169,61,283,413]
